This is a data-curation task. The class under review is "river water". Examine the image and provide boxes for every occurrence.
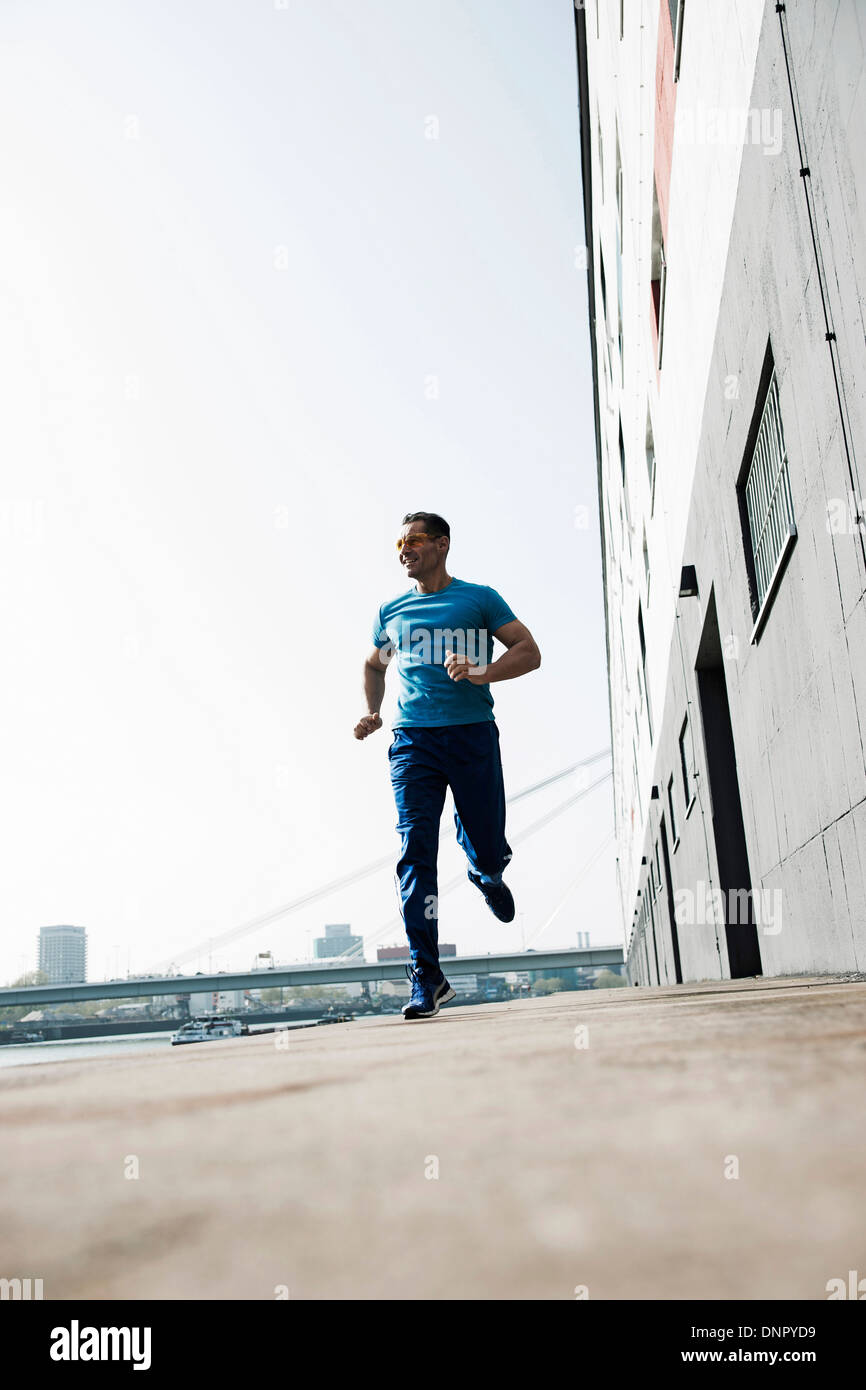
[0,1022,319,1069]
[0,1031,174,1068]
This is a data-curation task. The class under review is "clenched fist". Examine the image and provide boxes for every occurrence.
[444,648,485,683]
[354,712,383,740]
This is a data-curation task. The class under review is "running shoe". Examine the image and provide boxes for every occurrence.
[402,963,456,1020]
[467,868,516,922]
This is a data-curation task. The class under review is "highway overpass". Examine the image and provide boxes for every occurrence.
[0,946,624,1008]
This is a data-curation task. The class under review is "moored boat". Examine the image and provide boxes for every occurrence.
[171,1015,246,1046]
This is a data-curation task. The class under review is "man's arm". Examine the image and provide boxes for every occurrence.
[354,645,391,739]
[445,618,541,685]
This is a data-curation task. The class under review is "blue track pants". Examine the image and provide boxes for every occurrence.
[387,721,512,977]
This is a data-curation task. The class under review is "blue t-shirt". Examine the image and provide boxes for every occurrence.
[372,577,517,727]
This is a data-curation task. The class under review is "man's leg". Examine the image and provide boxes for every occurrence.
[388,727,448,978]
[446,721,513,885]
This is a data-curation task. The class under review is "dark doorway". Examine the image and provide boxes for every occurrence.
[695,590,763,978]
[659,814,683,983]
[647,896,661,984]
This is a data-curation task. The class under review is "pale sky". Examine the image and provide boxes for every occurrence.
[0,0,618,986]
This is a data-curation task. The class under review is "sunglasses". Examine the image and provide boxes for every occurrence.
[395,532,434,552]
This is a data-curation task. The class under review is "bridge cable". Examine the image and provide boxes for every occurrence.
[158,750,611,969]
[335,769,613,959]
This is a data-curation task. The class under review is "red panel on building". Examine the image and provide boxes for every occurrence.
[654,1,678,245]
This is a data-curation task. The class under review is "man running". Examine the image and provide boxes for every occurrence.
[354,512,541,1020]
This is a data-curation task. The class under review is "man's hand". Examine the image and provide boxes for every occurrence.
[444,649,486,684]
[354,712,383,740]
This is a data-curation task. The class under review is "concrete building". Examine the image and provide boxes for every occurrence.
[187,989,252,1014]
[451,975,478,999]
[376,943,457,961]
[575,1,866,983]
[376,943,456,996]
[38,925,87,984]
[313,924,364,960]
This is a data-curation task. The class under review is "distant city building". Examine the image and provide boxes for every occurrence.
[218,990,248,1011]
[189,991,218,1015]
[377,943,456,961]
[451,975,477,998]
[38,925,87,984]
[529,967,582,990]
[314,923,364,960]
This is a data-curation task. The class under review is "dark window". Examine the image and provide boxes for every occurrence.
[638,601,653,740]
[670,0,685,82]
[679,714,691,806]
[650,177,667,368]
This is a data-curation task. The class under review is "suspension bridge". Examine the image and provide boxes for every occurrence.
[1,748,618,1007]
[154,746,616,974]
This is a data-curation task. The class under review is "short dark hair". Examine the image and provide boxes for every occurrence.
[401,511,450,540]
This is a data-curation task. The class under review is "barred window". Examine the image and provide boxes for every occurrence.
[740,366,797,632]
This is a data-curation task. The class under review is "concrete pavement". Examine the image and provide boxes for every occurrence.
[2,975,865,1299]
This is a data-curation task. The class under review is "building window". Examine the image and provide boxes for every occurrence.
[600,248,614,393]
[615,131,623,252]
[650,177,667,369]
[638,600,653,740]
[642,524,650,605]
[678,714,694,810]
[619,416,631,540]
[617,127,622,389]
[645,407,656,512]
[669,0,685,82]
[738,353,797,640]
[667,774,678,846]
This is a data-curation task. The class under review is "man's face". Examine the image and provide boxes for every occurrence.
[398,521,445,580]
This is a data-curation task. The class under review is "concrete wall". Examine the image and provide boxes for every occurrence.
[583,0,764,943]
[626,0,866,980]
